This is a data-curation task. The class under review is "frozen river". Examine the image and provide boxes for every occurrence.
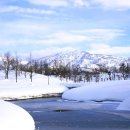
[12,97,130,130]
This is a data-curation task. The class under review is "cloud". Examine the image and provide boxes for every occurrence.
[0,21,90,47]
[0,23,126,49]
[92,0,130,10]
[0,19,127,57]
[2,0,130,11]
[26,0,90,7]
[27,47,79,58]
[72,29,125,42]
[40,31,91,45]
[71,0,89,7]
[20,47,79,58]
[0,6,55,15]
[26,0,69,7]
[0,20,53,48]
[25,0,130,10]
[0,20,51,35]
[41,29,125,46]
[89,43,130,57]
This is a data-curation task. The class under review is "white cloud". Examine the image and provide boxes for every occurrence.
[0,20,127,57]
[0,24,90,47]
[71,0,89,7]
[0,20,50,36]
[72,29,125,42]
[40,31,90,45]
[89,44,130,57]
[0,6,55,15]
[92,0,130,10]
[25,0,130,10]
[0,24,126,49]
[0,20,53,47]
[26,0,90,7]
[89,43,110,50]
[21,47,79,58]
[26,0,69,7]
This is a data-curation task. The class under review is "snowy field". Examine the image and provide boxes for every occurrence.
[0,71,130,130]
[0,71,68,130]
[0,71,68,100]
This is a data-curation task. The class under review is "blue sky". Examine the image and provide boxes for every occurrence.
[0,0,130,58]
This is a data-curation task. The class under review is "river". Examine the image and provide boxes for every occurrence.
[12,97,130,130]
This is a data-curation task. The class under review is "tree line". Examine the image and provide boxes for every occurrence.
[0,52,130,83]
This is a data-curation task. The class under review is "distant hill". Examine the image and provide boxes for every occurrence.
[37,50,129,70]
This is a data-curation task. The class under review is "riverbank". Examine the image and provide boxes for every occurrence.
[0,72,68,100]
[13,97,130,130]
[0,100,35,130]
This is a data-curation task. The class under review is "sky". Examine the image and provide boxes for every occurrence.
[0,0,130,58]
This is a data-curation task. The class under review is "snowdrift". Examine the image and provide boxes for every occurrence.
[62,80,130,102]
[0,100,35,130]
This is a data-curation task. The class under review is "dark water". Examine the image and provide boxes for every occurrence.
[12,98,130,130]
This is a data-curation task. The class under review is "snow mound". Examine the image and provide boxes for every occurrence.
[117,97,130,111]
[0,100,35,130]
[62,80,130,102]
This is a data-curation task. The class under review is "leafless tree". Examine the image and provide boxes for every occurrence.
[2,52,14,79]
[28,53,33,82]
[14,53,19,83]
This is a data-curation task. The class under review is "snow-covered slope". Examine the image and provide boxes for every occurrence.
[38,50,128,69]
[0,71,68,100]
[0,100,35,130]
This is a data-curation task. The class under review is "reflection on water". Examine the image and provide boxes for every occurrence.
[12,98,130,130]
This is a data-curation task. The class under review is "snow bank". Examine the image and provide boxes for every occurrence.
[0,72,68,100]
[0,100,35,130]
[117,97,130,111]
[62,80,130,102]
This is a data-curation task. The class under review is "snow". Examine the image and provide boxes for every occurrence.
[0,71,68,100]
[0,71,69,130]
[117,97,130,111]
[39,50,128,69]
[1,68,130,130]
[0,100,35,130]
[62,80,130,102]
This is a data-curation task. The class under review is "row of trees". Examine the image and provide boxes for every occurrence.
[0,52,33,82]
[0,52,130,83]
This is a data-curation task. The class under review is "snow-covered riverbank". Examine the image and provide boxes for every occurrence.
[0,72,68,100]
[0,100,35,130]
[0,72,69,130]
[62,80,130,111]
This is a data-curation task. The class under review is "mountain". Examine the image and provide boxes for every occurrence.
[38,50,129,70]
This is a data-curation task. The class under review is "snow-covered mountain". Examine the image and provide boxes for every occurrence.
[38,50,129,69]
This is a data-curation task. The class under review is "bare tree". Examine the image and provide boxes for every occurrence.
[2,52,14,79]
[28,53,33,82]
[119,63,126,80]
[14,52,19,83]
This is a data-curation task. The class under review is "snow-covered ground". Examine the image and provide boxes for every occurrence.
[0,71,69,130]
[0,71,68,100]
[0,100,35,130]
[0,70,130,130]
[62,80,130,111]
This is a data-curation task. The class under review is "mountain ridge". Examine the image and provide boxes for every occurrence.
[37,50,129,69]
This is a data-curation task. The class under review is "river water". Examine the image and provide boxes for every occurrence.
[12,97,130,130]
